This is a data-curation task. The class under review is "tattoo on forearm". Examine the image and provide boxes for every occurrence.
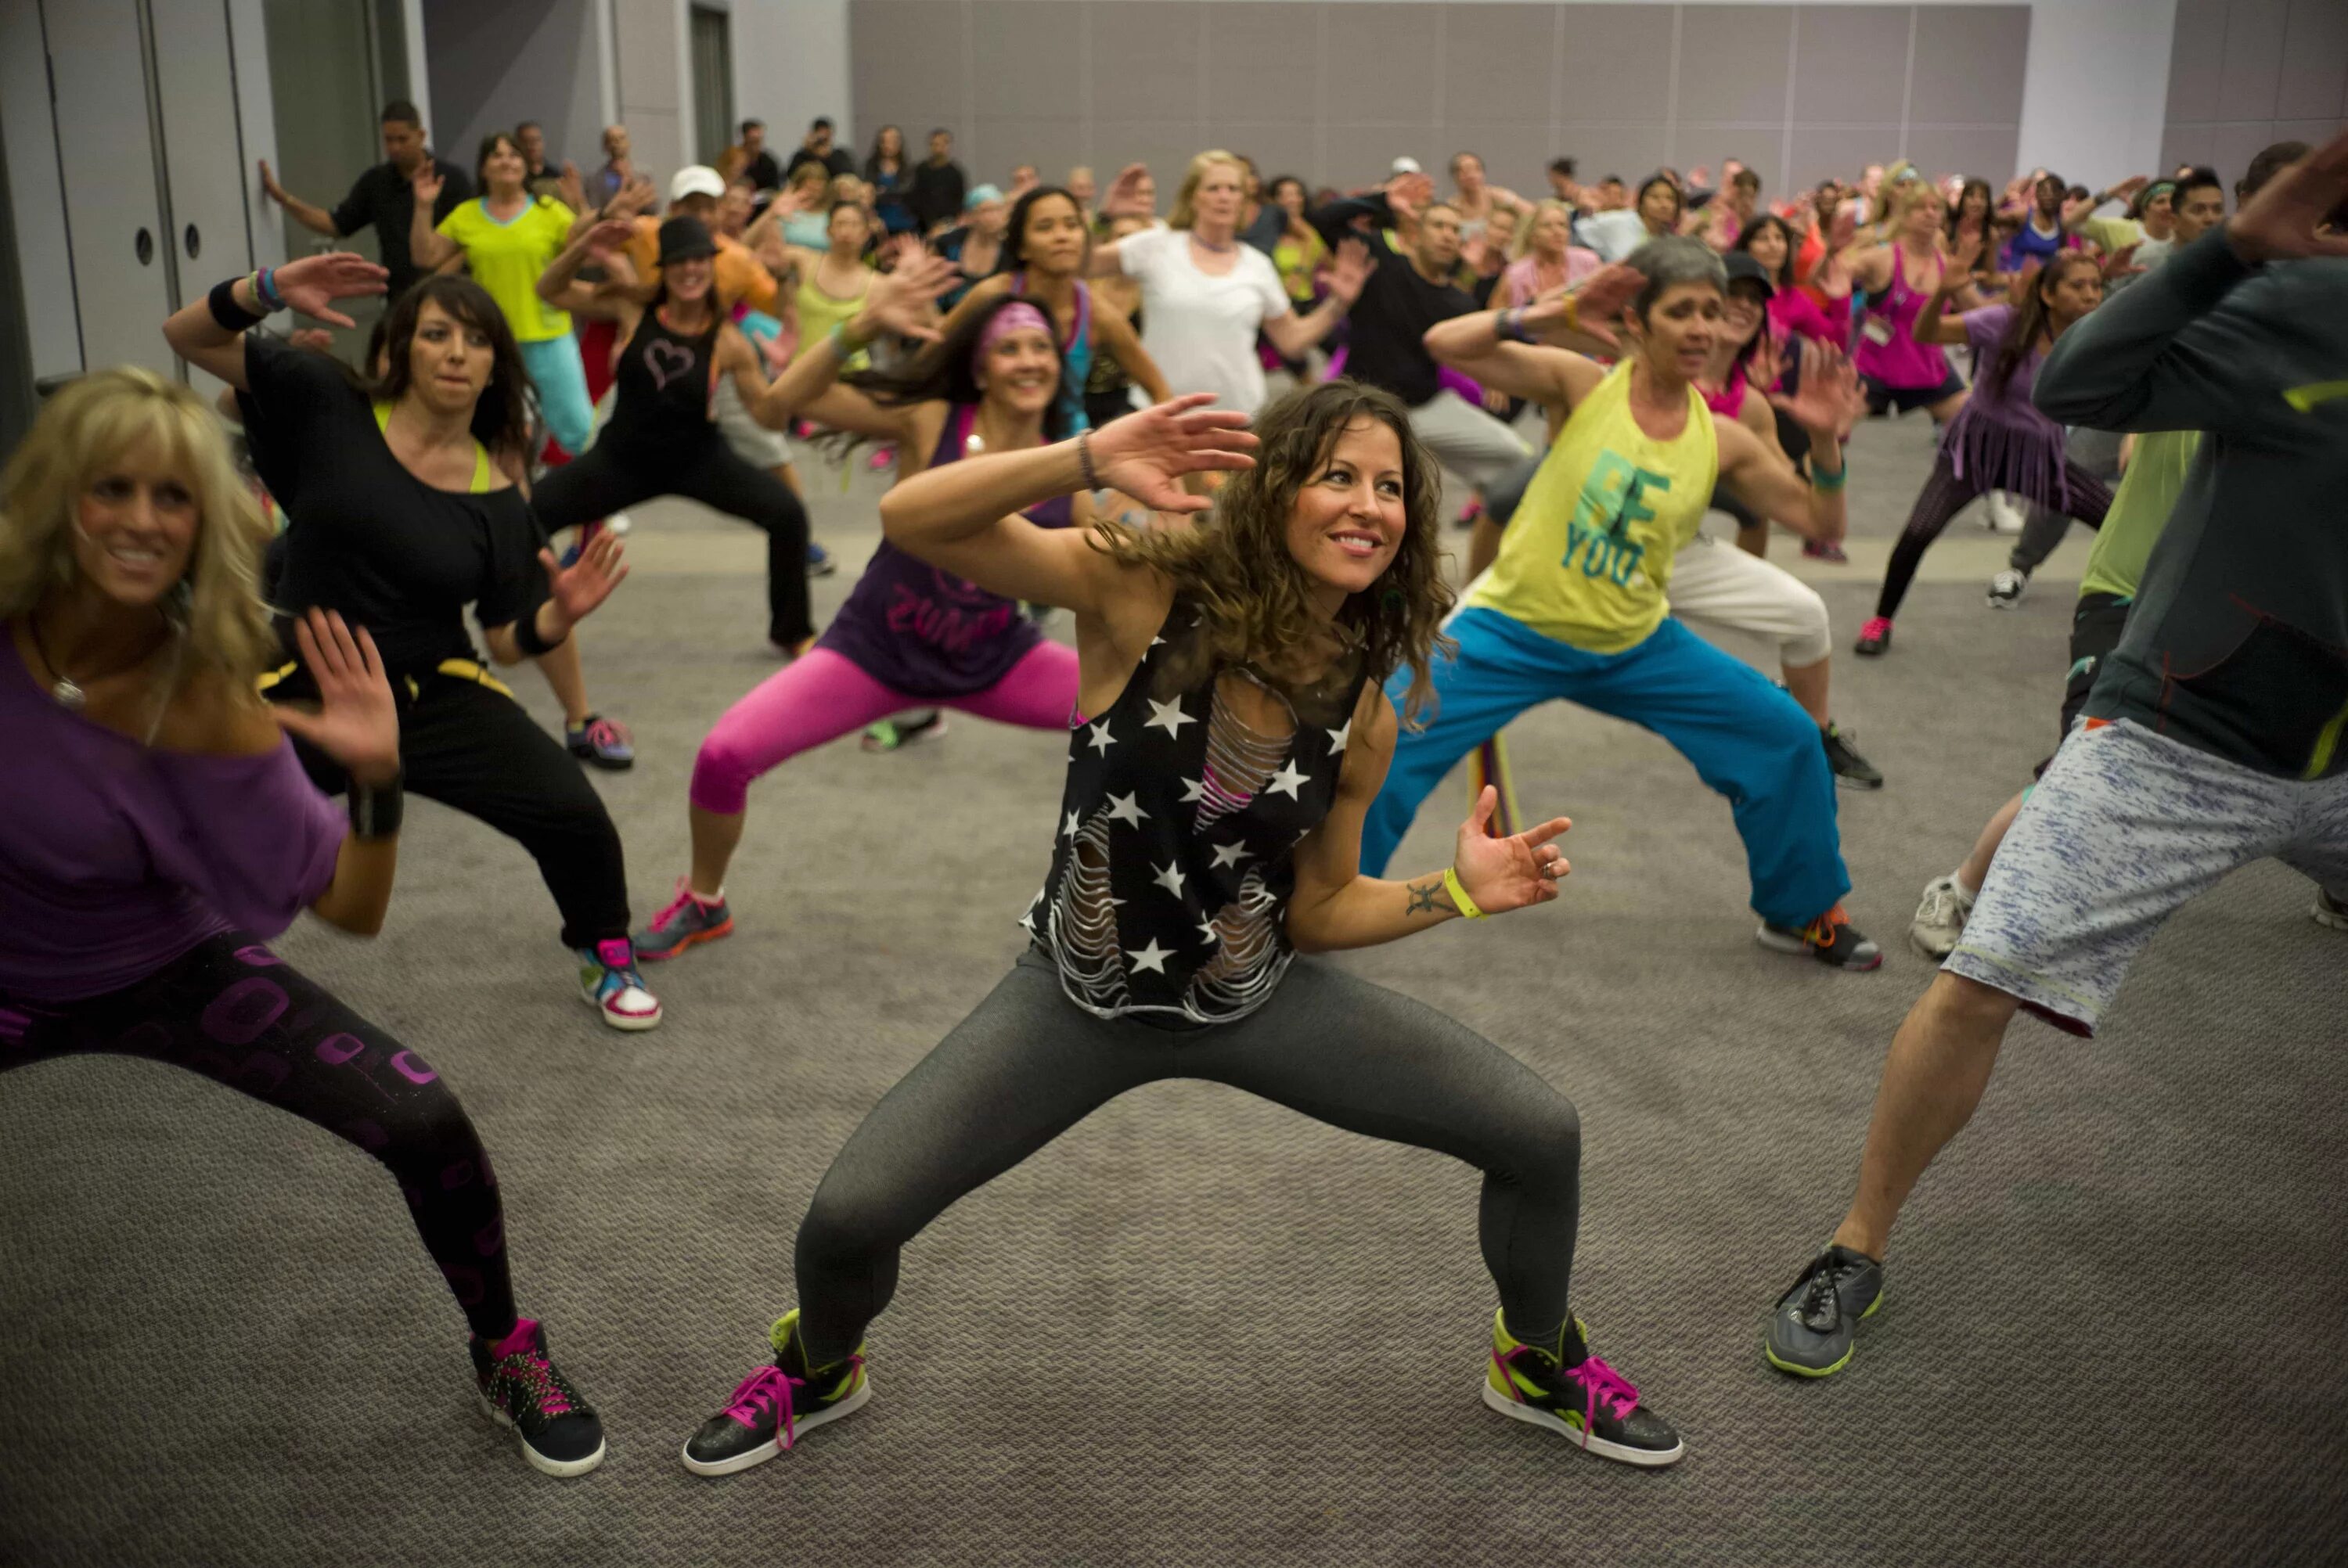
[1405,876,1448,918]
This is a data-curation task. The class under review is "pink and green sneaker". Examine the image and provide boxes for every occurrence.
[681,1309,871,1476]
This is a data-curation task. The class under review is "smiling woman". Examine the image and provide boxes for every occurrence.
[673,378,1687,1480]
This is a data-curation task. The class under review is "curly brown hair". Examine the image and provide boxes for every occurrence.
[1089,379,1455,723]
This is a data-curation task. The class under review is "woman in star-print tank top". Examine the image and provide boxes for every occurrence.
[678,383,1687,1479]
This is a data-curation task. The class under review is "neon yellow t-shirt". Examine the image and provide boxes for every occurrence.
[2079,430,2200,602]
[436,196,576,342]
[1466,362,1717,652]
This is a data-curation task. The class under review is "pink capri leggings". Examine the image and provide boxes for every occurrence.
[690,641,1082,815]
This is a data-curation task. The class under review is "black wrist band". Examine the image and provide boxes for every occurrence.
[348,774,404,840]
[208,278,265,333]
[513,606,568,657]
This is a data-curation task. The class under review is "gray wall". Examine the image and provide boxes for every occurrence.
[850,2,2029,202]
[2161,0,2348,181]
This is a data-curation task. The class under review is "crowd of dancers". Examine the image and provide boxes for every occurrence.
[5,92,2344,1480]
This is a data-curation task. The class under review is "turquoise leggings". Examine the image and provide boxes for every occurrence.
[1363,609,1851,930]
[518,334,595,457]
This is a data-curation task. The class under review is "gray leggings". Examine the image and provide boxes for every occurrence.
[792,949,1582,1364]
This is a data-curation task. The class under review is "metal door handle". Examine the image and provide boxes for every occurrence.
[136,228,155,264]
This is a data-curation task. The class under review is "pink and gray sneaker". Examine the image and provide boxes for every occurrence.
[470,1317,606,1476]
[576,937,661,1030]
[635,879,734,962]
[1853,616,1893,656]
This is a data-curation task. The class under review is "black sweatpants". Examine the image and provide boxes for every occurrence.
[271,666,629,950]
[1875,450,2114,620]
[0,933,517,1340]
[534,430,814,648]
[791,949,1583,1365]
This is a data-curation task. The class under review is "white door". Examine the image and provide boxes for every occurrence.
[41,0,176,377]
[150,0,258,397]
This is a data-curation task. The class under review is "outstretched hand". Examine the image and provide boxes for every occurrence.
[270,610,399,787]
[859,248,958,341]
[1521,261,1640,348]
[539,528,629,628]
[1086,394,1259,514]
[2227,129,2348,262]
[409,162,445,208]
[272,252,389,328]
[1324,236,1374,306]
[1770,340,1866,439]
[1100,163,1154,219]
[1451,787,1570,915]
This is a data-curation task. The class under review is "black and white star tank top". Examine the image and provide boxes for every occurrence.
[1025,595,1370,1029]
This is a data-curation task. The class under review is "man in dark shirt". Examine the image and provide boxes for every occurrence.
[907,128,967,235]
[1309,182,1529,492]
[781,117,854,184]
[516,120,564,201]
[1759,132,2348,1384]
[258,99,471,300]
[729,120,784,192]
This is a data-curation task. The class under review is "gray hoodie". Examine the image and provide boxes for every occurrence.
[2035,229,2348,780]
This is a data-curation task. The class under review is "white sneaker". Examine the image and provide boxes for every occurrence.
[2314,889,2348,932]
[578,938,663,1030]
[1984,491,2026,535]
[1987,568,2029,608]
[1910,872,1975,959]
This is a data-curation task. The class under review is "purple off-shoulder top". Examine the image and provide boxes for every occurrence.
[0,628,347,1003]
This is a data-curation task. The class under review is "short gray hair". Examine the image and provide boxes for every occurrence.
[1625,236,1726,319]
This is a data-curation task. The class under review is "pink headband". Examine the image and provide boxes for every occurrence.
[978,301,1053,361]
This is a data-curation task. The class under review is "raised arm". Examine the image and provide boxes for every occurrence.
[161,254,388,390]
[537,217,639,307]
[480,529,628,668]
[407,164,463,273]
[1715,340,1866,545]
[257,612,403,936]
[751,250,959,431]
[878,396,1256,615]
[1421,261,1638,411]
[2064,175,2148,236]
[1284,689,1571,953]
[2034,135,2348,432]
[1093,302,1172,406]
[258,158,343,238]
[1262,238,1370,359]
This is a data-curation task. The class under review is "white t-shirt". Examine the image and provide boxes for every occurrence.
[1119,225,1291,415]
[1574,209,1651,264]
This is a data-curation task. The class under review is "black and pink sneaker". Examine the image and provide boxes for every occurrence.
[470,1318,607,1476]
[681,1309,871,1476]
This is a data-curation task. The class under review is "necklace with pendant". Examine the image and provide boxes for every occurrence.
[29,612,168,712]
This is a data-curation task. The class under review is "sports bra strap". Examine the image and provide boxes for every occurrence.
[374,401,495,494]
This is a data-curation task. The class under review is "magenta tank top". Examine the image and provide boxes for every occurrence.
[1852,249,1951,390]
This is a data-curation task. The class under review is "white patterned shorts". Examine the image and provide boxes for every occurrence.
[1946,719,2348,1036]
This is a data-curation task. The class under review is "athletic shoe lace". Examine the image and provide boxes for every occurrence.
[650,877,712,932]
[583,716,632,750]
[1859,616,1892,642]
[1792,1251,1859,1331]
[1492,1344,1640,1448]
[1806,904,1853,946]
[723,1365,803,1449]
[488,1344,578,1419]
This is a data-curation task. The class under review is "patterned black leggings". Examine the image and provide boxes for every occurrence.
[1875,450,2115,620]
[0,933,517,1339]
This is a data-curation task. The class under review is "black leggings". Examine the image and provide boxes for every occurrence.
[1874,450,2114,620]
[271,667,629,949]
[534,430,813,648]
[791,950,1582,1365]
[0,933,517,1339]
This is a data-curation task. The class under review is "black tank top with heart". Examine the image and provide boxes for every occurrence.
[610,306,720,446]
[1023,595,1370,1030]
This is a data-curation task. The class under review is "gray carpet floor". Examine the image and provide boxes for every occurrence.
[4,414,2343,1567]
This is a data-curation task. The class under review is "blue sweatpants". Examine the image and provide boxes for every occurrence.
[518,334,596,458]
[1362,608,1850,929]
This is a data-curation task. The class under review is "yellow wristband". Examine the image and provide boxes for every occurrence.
[1442,865,1487,920]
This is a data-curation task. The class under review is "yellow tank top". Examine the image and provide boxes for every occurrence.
[1465,361,1717,653]
[791,265,872,370]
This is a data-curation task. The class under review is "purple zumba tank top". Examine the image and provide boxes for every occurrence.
[1852,248,1951,390]
[814,405,1073,698]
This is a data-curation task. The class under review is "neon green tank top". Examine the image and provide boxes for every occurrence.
[791,265,872,371]
[1465,361,1717,652]
[2079,430,2199,603]
[373,402,495,492]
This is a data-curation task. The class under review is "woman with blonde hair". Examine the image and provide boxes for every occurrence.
[677,382,1683,1477]
[1499,199,1602,307]
[0,368,606,1476]
[1090,150,1363,414]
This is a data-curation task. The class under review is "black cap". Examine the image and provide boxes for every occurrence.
[657,215,717,266]
[1722,251,1774,297]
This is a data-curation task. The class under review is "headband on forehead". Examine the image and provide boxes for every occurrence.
[2143,180,2176,202]
[977,301,1052,360]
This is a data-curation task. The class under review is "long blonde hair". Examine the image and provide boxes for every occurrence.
[1088,380,1454,724]
[0,368,276,684]
[1511,198,1575,262]
[1167,149,1246,232]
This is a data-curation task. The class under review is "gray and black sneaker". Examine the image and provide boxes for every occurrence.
[1763,1245,1884,1377]
[1987,567,2029,608]
[1756,904,1882,971]
[2314,888,2347,932]
[1822,723,1884,790]
[682,1309,871,1477]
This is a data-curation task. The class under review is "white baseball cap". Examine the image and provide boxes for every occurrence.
[1390,156,1422,176]
[670,165,726,202]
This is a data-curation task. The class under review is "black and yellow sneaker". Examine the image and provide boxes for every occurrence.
[1763,1244,1885,1377]
[1482,1311,1684,1468]
[470,1317,606,1477]
[680,1308,870,1476]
